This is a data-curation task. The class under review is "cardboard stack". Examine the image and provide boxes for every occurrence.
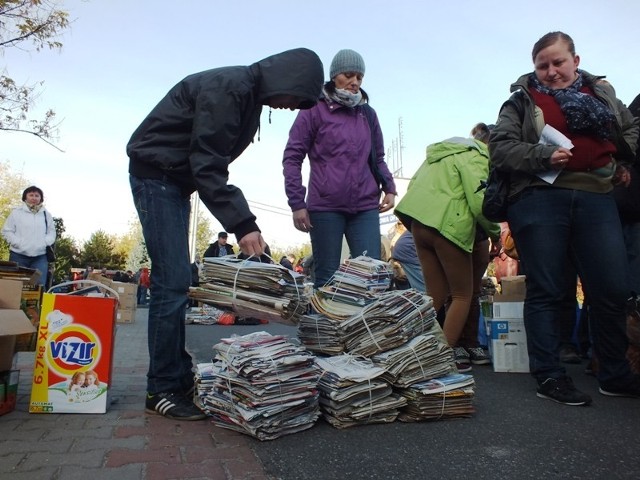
[111,281,137,324]
[0,278,37,416]
[87,273,137,323]
[481,275,529,373]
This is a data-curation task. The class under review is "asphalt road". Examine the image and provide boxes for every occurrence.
[186,321,640,480]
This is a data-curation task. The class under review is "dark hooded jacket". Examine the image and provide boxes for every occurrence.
[127,48,323,240]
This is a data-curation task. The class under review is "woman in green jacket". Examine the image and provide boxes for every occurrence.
[395,136,499,354]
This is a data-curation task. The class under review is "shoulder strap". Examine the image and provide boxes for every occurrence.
[361,104,387,191]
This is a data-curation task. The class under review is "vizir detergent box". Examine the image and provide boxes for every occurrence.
[29,292,117,413]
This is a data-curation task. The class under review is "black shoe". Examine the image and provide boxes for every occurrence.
[536,376,592,406]
[559,345,581,364]
[599,375,640,398]
[145,392,207,420]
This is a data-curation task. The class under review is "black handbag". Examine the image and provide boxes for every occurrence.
[481,167,510,223]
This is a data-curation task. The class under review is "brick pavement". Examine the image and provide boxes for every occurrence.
[0,307,271,480]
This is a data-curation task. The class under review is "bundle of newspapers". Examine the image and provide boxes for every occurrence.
[189,256,310,325]
[298,289,437,356]
[314,355,407,429]
[371,327,456,387]
[310,256,394,319]
[397,373,476,421]
[196,331,321,441]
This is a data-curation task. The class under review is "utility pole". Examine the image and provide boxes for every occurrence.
[397,117,404,177]
[188,192,200,261]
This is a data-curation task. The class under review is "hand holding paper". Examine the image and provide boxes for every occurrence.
[537,125,574,184]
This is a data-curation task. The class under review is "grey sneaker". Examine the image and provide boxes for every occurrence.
[536,376,592,406]
[468,347,491,365]
[454,347,472,373]
[145,392,207,420]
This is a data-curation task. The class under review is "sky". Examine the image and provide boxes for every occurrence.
[2,0,639,251]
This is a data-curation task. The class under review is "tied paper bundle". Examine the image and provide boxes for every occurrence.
[298,289,435,356]
[197,331,321,441]
[311,256,394,319]
[315,355,407,429]
[189,256,310,325]
[396,373,476,422]
[371,328,456,387]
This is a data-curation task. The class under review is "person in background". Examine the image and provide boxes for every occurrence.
[127,47,323,420]
[1,186,56,287]
[391,229,425,292]
[283,49,397,288]
[489,31,639,405]
[453,123,501,371]
[279,254,295,270]
[137,266,150,306]
[203,231,236,258]
[614,93,640,296]
[395,132,499,372]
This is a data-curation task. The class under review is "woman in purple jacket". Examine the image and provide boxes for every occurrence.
[282,49,397,287]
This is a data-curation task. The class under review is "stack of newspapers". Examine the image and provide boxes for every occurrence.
[298,289,436,356]
[397,373,476,421]
[189,256,310,325]
[371,327,456,387]
[314,355,407,428]
[196,331,321,441]
[310,256,394,319]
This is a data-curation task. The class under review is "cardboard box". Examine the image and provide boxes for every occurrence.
[16,286,42,352]
[29,292,117,414]
[0,370,20,416]
[486,318,529,373]
[116,308,135,324]
[0,279,38,372]
[0,309,37,371]
[118,294,137,312]
[480,295,524,319]
[500,275,526,298]
[111,281,136,296]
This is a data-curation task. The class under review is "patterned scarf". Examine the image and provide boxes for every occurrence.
[529,71,615,140]
[26,202,43,213]
[324,86,363,108]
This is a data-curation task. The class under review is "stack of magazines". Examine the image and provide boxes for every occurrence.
[314,355,407,429]
[397,373,476,421]
[196,331,321,441]
[190,256,310,325]
[310,256,394,319]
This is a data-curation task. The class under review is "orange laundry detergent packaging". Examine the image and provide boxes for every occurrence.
[29,281,118,414]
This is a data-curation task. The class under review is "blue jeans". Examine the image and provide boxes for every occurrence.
[508,187,631,384]
[9,251,48,287]
[400,261,426,292]
[309,209,381,288]
[130,175,194,395]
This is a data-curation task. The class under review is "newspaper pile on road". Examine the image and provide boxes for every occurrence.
[195,331,321,441]
[189,256,310,325]
[397,373,476,421]
[314,354,407,428]
[185,304,230,325]
[296,255,473,425]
